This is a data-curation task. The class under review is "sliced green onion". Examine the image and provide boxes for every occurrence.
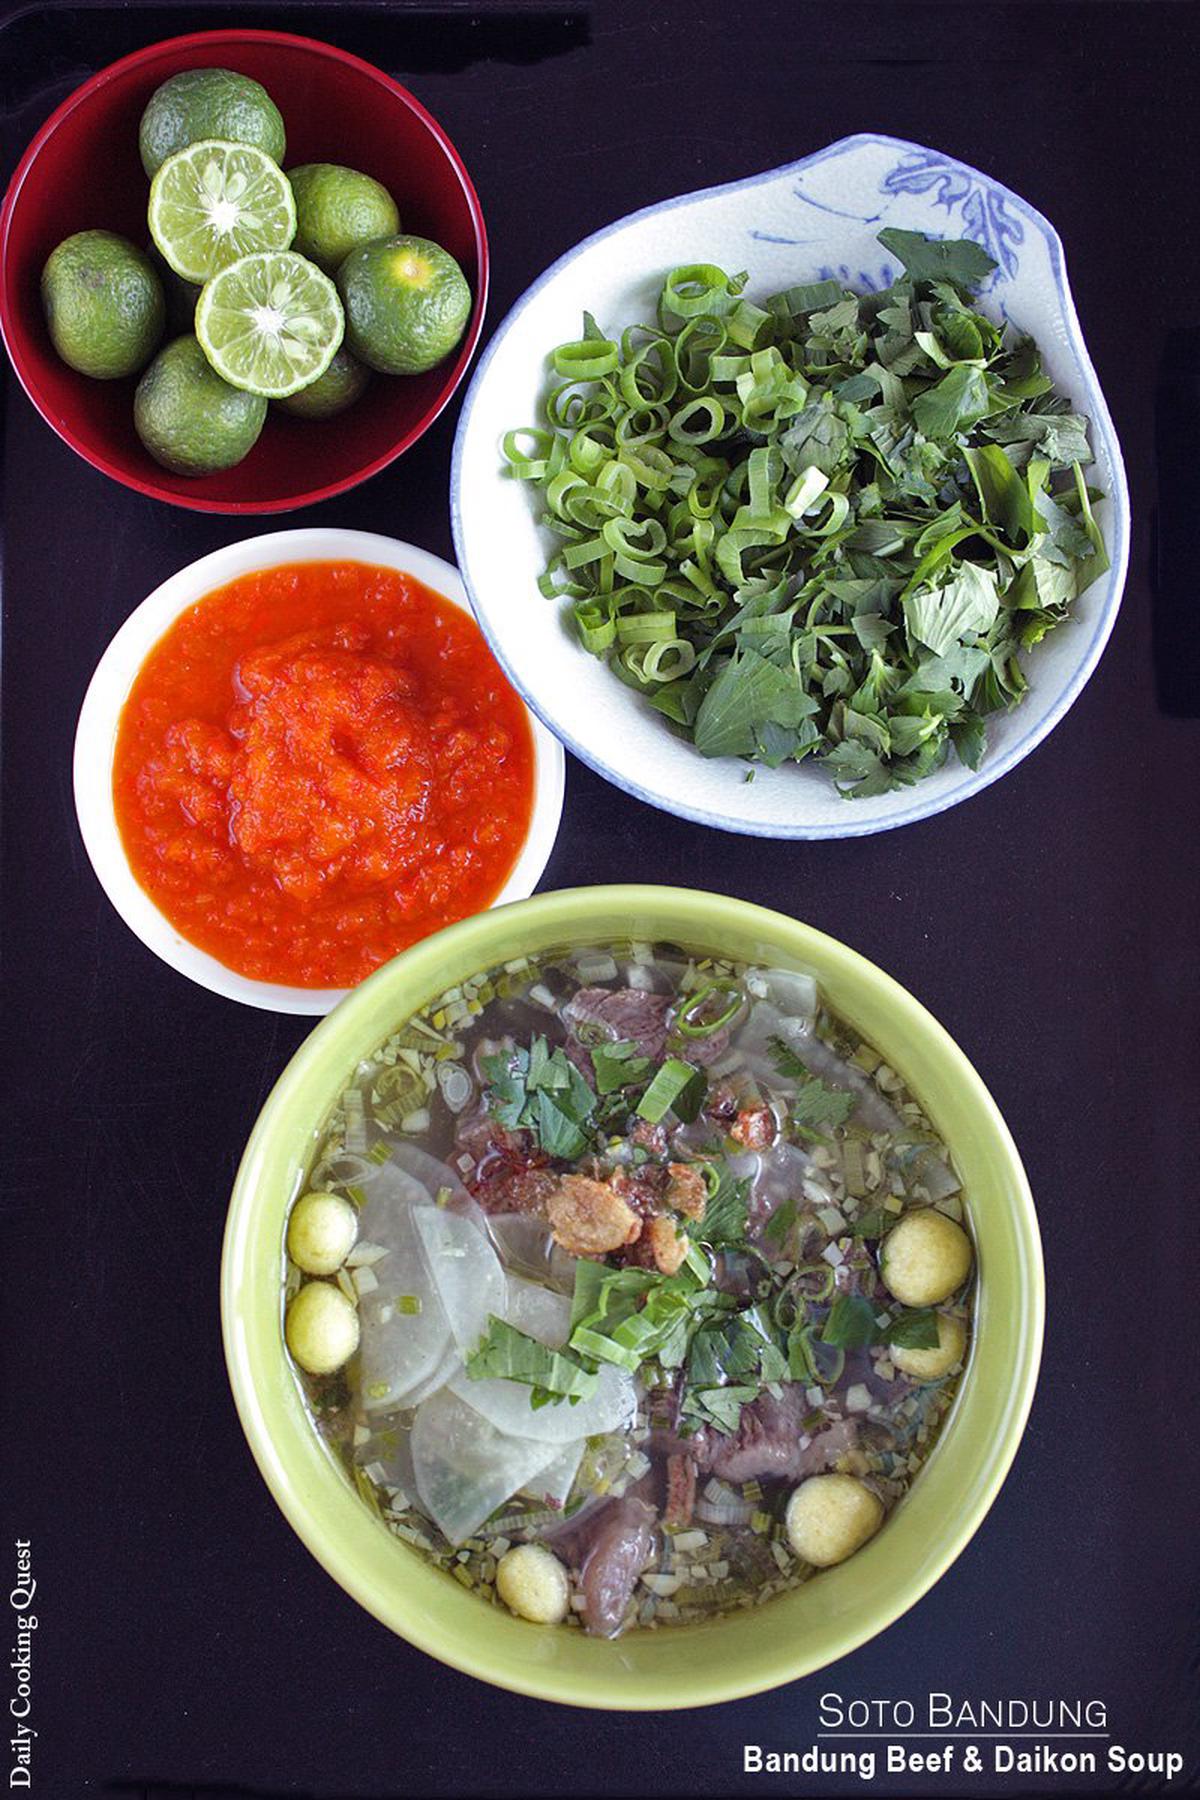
[568,1325,643,1372]
[784,464,830,518]
[662,264,737,320]
[615,610,675,645]
[798,490,851,536]
[501,427,554,478]
[667,397,726,444]
[675,981,743,1038]
[574,598,616,654]
[641,638,696,682]
[505,250,1107,794]
[637,1057,705,1123]
[726,297,773,350]
[552,334,619,379]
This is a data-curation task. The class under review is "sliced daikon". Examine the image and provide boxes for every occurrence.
[354,1173,450,1413]
[449,1361,637,1444]
[388,1140,473,1208]
[356,1161,434,1238]
[413,1206,507,1353]
[505,1274,572,1348]
[523,1439,585,1509]
[411,1388,560,1545]
[397,1341,461,1412]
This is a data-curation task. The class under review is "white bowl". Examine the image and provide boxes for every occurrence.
[74,528,565,1014]
[452,133,1130,838]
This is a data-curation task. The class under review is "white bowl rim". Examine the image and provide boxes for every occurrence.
[72,527,566,1014]
[451,131,1132,840]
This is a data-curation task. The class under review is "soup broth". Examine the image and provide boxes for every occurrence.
[284,942,975,1636]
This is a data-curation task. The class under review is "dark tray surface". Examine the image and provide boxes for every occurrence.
[2,2,1198,1796]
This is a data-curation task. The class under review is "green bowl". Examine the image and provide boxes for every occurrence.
[221,885,1043,1709]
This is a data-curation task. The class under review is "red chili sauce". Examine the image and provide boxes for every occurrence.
[113,562,536,988]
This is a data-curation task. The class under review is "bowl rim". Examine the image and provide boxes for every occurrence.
[450,131,1131,839]
[221,883,1045,1707]
[71,527,565,1013]
[0,27,490,514]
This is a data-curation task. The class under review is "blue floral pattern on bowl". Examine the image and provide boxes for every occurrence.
[880,149,1025,284]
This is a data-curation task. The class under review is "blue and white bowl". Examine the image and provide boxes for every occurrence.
[452,135,1129,839]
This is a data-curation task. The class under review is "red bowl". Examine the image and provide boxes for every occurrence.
[0,29,488,513]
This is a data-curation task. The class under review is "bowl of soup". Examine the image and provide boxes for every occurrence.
[221,885,1042,1706]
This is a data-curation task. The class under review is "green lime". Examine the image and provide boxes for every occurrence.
[134,334,266,474]
[41,231,164,379]
[195,250,344,399]
[139,68,286,178]
[277,345,370,418]
[337,234,471,375]
[288,163,400,273]
[149,140,297,284]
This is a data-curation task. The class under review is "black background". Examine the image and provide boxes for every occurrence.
[2,2,1198,1796]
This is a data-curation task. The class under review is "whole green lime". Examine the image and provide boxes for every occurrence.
[41,231,165,379]
[277,346,371,419]
[337,234,471,375]
[288,163,399,273]
[139,68,286,177]
[134,334,267,474]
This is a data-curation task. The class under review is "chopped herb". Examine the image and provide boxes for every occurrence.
[767,1034,808,1079]
[507,233,1107,795]
[883,1308,942,1350]
[877,226,1001,290]
[791,1077,857,1136]
[820,1293,879,1350]
[465,1315,598,1403]
[763,1194,798,1246]
[691,1161,749,1248]
[681,1384,760,1435]
[590,1038,654,1095]
[480,1036,596,1158]
[850,1204,891,1240]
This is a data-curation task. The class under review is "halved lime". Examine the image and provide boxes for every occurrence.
[195,250,344,398]
[149,140,296,284]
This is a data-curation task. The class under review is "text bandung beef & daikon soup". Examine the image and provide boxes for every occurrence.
[282,942,975,1636]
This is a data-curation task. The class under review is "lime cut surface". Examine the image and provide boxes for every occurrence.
[195,250,345,399]
[149,140,297,284]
